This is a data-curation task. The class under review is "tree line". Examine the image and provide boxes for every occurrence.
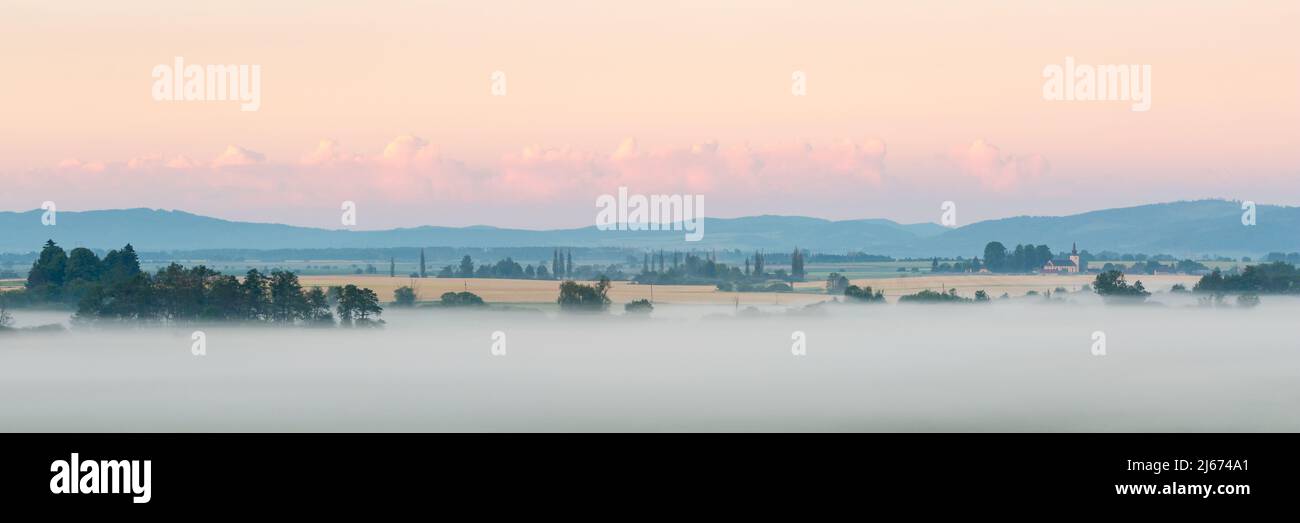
[18,240,383,326]
[1194,262,1299,294]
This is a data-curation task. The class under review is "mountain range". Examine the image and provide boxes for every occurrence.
[1,200,1296,257]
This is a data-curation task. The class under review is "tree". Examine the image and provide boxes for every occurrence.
[26,240,68,300]
[303,287,334,325]
[78,272,158,321]
[790,248,806,280]
[337,284,383,326]
[1092,270,1150,301]
[419,249,427,278]
[65,248,103,284]
[974,290,990,302]
[983,242,1007,272]
[389,257,396,278]
[268,270,308,323]
[240,269,272,321]
[825,273,849,295]
[154,263,211,321]
[557,277,611,312]
[203,275,243,320]
[394,286,417,306]
[459,255,475,278]
[102,244,142,285]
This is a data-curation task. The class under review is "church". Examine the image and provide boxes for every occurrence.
[1041,243,1081,274]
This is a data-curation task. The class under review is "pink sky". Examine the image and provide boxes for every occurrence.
[1,1,1297,229]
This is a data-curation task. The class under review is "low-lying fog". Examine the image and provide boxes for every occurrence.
[3,294,1298,431]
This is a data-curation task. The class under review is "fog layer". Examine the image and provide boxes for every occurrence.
[2,298,1298,431]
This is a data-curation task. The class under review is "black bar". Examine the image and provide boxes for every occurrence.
[1,433,1292,511]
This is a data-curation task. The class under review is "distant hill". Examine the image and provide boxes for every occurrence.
[912,200,1300,257]
[0,200,1295,257]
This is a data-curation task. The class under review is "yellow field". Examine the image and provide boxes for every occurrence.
[296,276,815,305]
[299,273,1203,305]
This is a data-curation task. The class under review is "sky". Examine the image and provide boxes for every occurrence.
[1,0,1297,229]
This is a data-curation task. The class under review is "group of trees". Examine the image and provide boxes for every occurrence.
[557,276,612,312]
[808,252,892,263]
[391,286,487,308]
[1115,259,1209,275]
[637,248,804,287]
[18,240,383,326]
[440,291,485,307]
[1194,262,1300,294]
[1091,270,1150,300]
[433,252,626,281]
[789,248,806,280]
[436,255,551,280]
[982,242,1062,273]
[898,288,973,303]
[930,257,983,273]
[844,284,885,303]
[1263,252,1300,265]
[24,241,146,304]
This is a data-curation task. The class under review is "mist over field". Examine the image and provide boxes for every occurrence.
[2,296,1297,432]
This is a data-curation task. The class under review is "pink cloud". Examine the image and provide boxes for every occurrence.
[6,136,892,228]
[949,139,1048,191]
[211,146,266,168]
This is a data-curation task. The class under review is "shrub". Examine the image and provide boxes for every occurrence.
[898,288,971,303]
[440,291,485,307]
[844,285,885,303]
[624,299,653,314]
[393,286,417,306]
